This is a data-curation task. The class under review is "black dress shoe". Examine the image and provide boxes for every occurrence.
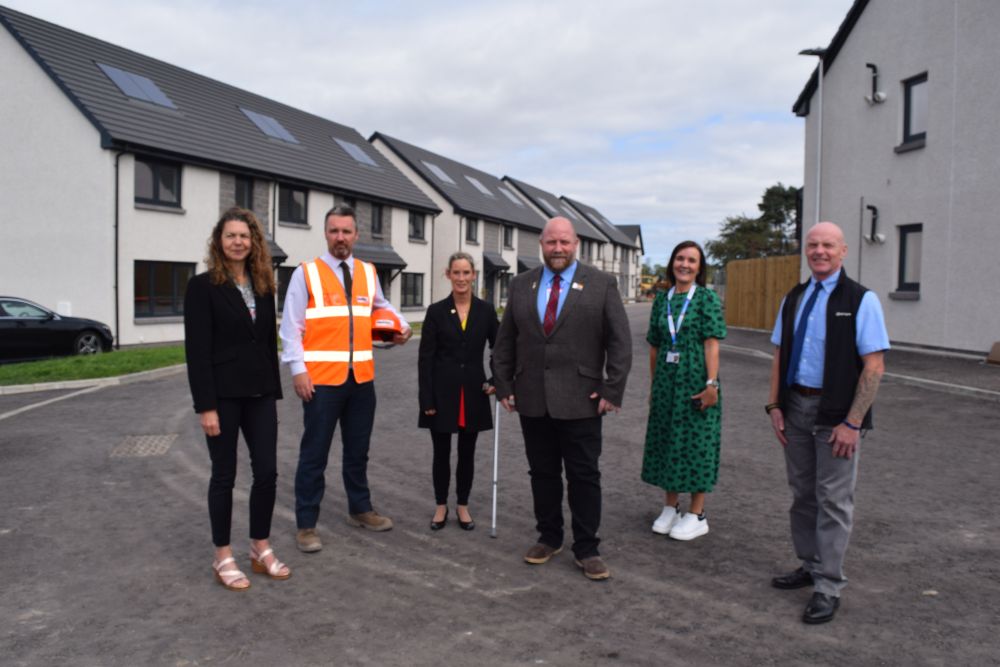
[802,592,840,624]
[430,509,448,531]
[457,509,475,531]
[771,567,813,590]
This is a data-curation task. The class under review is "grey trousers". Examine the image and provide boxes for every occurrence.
[782,391,861,597]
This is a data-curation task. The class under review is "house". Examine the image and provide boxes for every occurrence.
[502,176,609,269]
[615,224,645,295]
[0,5,439,346]
[560,197,642,300]
[793,0,1000,353]
[370,133,547,307]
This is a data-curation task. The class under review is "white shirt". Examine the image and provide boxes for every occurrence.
[279,252,408,376]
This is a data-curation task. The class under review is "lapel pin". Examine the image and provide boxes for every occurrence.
[450,309,456,314]
[531,282,538,290]
[572,282,584,290]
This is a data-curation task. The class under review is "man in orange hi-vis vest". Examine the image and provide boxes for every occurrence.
[279,205,412,553]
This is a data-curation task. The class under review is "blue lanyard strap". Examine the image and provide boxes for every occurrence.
[666,284,696,348]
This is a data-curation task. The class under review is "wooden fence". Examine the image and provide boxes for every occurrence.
[723,255,800,330]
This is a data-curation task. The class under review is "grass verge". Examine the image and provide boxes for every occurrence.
[0,345,185,386]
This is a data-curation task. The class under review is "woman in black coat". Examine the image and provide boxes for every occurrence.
[419,251,499,531]
[184,207,290,590]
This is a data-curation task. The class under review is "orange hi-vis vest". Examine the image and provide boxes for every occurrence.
[301,257,377,386]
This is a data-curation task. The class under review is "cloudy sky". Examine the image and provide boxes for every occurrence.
[7,0,853,264]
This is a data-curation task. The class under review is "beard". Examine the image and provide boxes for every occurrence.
[544,253,573,271]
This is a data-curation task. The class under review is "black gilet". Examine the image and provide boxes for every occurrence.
[778,270,873,429]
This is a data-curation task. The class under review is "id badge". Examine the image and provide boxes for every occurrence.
[665,350,680,364]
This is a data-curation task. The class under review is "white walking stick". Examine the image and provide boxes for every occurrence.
[490,397,501,538]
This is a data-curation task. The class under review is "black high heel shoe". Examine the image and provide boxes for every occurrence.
[430,508,448,531]
[456,507,475,531]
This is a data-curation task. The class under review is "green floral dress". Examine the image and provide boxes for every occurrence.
[641,287,727,493]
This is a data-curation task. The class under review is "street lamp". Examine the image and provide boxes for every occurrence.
[799,47,827,225]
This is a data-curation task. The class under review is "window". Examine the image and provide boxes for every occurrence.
[97,63,176,109]
[372,204,384,237]
[376,268,393,296]
[466,218,479,243]
[241,108,299,144]
[235,176,253,210]
[499,187,524,206]
[134,261,194,317]
[276,266,295,312]
[560,205,579,221]
[422,160,456,185]
[135,158,181,207]
[279,185,307,224]
[539,199,558,216]
[334,137,379,167]
[499,273,510,301]
[465,175,495,198]
[401,273,423,307]
[902,73,928,146]
[897,224,922,292]
[503,225,514,249]
[409,212,426,240]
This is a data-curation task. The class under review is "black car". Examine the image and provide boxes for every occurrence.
[0,296,114,360]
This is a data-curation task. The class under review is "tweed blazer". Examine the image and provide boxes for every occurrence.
[493,262,632,420]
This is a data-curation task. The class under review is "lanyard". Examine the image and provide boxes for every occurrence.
[665,284,696,348]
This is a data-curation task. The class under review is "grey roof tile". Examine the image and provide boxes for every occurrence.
[502,177,605,242]
[0,5,439,212]
[372,132,546,230]
[560,197,636,247]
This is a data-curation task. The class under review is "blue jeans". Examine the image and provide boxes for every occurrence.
[295,373,376,527]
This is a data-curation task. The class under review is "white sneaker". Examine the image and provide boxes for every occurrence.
[668,513,709,541]
[651,505,680,534]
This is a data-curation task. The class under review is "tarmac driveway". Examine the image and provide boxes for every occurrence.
[2,302,998,666]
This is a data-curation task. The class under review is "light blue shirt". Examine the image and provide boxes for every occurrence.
[770,269,890,388]
[536,261,578,324]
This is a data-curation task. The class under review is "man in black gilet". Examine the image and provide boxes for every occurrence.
[765,222,889,624]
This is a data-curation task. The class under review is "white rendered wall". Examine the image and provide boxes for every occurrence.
[798,0,1000,352]
[392,205,432,322]
[1,29,116,332]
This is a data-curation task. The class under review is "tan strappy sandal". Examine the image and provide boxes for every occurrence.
[250,546,291,580]
[213,556,251,591]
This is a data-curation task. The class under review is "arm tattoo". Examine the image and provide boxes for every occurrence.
[847,367,882,425]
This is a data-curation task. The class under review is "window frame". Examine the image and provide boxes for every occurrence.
[897,223,923,292]
[466,218,479,244]
[279,184,308,225]
[372,203,384,237]
[901,72,928,148]
[401,272,424,308]
[235,175,254,211]
[133,260,195,318]
[408,211,426,241]
[134,157,182,207]
[502,225,514,249]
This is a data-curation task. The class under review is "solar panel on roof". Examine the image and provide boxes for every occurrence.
[422,160,456,185]
[465,175,495,198]
[498,186,524,206]
[334,138,379,167]
[240,108,299,144]
[97,62,176,109]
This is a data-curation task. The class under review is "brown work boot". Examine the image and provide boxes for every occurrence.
[347,510,393,531]
[523,543,563,565]
[575,556,611,581]
[296,528,322,553]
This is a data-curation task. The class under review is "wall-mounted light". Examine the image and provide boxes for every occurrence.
[865,204,886,244]
[865,63,887,105]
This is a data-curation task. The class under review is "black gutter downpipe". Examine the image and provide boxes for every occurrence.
[866,204,879,243]
[113,150,125,349]
[866,63,879,99]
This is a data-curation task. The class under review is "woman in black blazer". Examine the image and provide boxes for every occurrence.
[184,207,290,591]
[419,252,499,531]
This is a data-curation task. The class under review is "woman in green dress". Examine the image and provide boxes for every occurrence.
[641,241,726,541]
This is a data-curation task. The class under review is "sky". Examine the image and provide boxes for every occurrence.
[6,0,854,265]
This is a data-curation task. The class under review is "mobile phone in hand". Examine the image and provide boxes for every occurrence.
[690,397,703,409]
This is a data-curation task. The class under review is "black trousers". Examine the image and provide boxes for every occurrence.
[205,395,278,547]
[430,430,478,505]
[520,414,603,559]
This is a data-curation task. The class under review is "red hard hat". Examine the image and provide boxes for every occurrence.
[371,308,402,342]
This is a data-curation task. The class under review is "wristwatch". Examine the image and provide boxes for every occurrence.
[705,378,719,388]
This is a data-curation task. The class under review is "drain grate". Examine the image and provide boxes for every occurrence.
[110,434,177,458]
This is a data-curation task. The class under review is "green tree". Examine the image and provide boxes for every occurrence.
[705,182,799,267]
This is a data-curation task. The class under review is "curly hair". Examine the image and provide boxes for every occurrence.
[205,207,276,295]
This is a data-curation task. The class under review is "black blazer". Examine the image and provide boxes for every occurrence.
[418,295,498,433]
[183,272,282,413]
